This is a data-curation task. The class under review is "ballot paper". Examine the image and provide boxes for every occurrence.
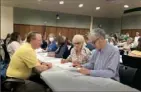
[56,63,78,71]
[35,48,43,53]
[37,53,61,64]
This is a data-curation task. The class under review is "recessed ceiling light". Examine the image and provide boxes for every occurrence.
[59,1,64,5]
[78,4,83,8]
[124,5,129,8]
[96,7,100,10]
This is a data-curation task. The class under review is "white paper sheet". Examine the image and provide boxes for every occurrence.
[56,63,79,71]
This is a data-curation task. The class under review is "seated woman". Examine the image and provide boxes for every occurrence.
[61,34,91,66]
[128,37,141,58]
[47,33,57,52]
[7,32,21,58]
[48,36,69,59]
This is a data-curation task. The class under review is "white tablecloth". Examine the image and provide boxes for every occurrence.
[37,52,61,64]
[37,53,139,92]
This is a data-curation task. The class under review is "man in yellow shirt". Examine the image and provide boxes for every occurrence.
[6,32,52,92]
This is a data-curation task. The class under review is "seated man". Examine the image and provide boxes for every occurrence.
[77,28,120,81]
[6,32,52,92]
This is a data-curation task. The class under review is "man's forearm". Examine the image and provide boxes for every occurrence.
[33,65,48,74]
[83,63,93,70]
[89,70,115,78]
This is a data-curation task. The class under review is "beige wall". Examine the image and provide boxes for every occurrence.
[1,6,13,39]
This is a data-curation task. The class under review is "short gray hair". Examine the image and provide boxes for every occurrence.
[90,28,106,39]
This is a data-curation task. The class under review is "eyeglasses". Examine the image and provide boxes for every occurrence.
[73,42,81,45]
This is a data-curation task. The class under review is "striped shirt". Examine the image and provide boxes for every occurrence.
[83,43,120,81]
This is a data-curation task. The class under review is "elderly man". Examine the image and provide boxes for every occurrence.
[78,28,120,81]
[6,32,52,92]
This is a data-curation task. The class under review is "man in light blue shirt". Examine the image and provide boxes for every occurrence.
[78,28,120,81]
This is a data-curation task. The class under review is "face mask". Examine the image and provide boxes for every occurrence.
[49,37,54,42]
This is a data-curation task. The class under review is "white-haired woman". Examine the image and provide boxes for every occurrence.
[61,34,91,66]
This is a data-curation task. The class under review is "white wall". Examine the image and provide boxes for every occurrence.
[14,7,121,34]
[14,7,91,29]
[1,6,13,39]
[122,14,141,29]
[13,7,141,34]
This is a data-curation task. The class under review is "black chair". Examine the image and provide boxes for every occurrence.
[68,44,73,56]
[119,50,124,55]
[122,55,141,90]
[2,44,10,63]
[2,78,25,92]
[119,64,137,87]
[122,55,141,69]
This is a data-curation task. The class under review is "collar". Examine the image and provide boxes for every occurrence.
[98,43,108,53]
[25,42,34,49]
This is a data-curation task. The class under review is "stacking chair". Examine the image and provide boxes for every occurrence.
[119,64,137,87]
[2,78,25,92]
[122,55,141,90]
[122,55,141,69]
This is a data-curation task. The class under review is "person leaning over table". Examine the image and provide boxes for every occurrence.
[128,37,141,58]
[6,32,52,92]
[61,34,91,66]
[118,37,133,55]
[76,28,120,81]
